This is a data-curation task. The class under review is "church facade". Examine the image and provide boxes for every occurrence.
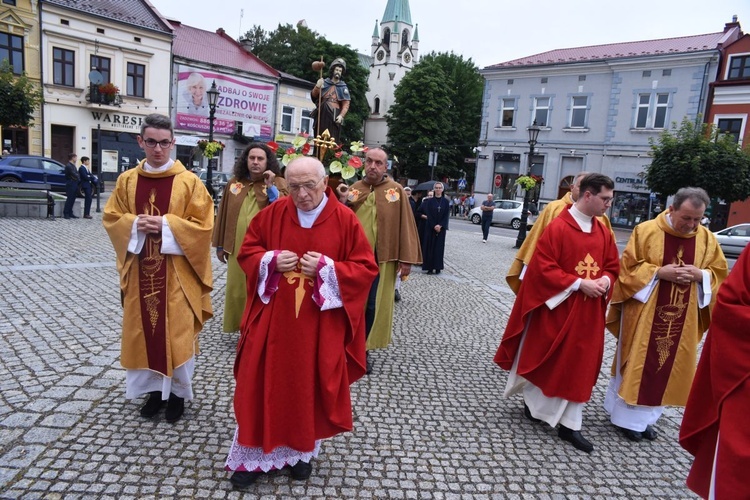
[363,0,418,148]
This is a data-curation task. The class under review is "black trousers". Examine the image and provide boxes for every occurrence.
[63,180,78,217]
[481,216,492,240]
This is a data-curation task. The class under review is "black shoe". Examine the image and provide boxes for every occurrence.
[230,471,262,488]
[139,391,165,418]
[165,393,184,423]
[63,215,73,219]
[523,403,541,423]
[615,425,643,442]
[558,425,594,453]
[365,352,373,375]
[435,270,441,274]
[641,425,657,441]
[426,270,434,275]
[69,214,79,218]
[394,290,401,302]
[290,460,313,480]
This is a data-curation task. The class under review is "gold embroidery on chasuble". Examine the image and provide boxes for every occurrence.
[654,245,690,371]
[283,265,314,318]
[575,253,600,279]
[135,176,175,376]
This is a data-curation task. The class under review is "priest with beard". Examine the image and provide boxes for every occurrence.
[418,182,450,274]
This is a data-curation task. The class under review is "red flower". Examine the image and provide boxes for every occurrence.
[301,143,311,155]
[362,146,370,153]
[286,147,296,155]
[334,151,343,158]
[347,156,363,168]
[267,141,279,153]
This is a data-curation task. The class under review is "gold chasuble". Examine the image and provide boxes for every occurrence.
[104,160,214,377]
[607,211,727,407]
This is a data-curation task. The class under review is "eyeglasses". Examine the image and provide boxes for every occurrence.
[597,195,614,204]
[289,177,324,193]
[142,138,173,149]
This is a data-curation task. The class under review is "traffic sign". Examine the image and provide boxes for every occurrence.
[458,178,467,189]
[494,174,503,188]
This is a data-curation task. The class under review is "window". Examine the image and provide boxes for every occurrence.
[281,106,294,133]
[533,97,550,126]
[570,96,588,128]
[0,32,24,74]
[126,62,145,97]
[373,97,380,114]
[541,77,548,84]
[96,28,105,34]
[382,28,390,46]
[53,47,75,86]
[634,92,670,129]
[653,93,669,128]
[3,0,17,5]
[90,55,110,83]
[728,55,750,80]
[662,69,672,76]
[300,109,314,135]
[507,79,513,85]
[578,75,586,82]
[500,98,515,127]
[636,94,650,128]
[642,70,651,77]
[717,118,743,143]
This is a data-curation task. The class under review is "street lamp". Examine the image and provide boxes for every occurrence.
[514,122,542,248]
[206,80,220,202]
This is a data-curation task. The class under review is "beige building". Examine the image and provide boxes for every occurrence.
[1,0,43,155]
[275,71,315,144]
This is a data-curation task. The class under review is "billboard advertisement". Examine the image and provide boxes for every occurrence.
[175,66,275,140]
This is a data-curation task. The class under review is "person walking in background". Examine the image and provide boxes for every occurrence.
[494,174,620,454]
[419,182,450,274]
[480,193,495,242]
[348,148,421,372]
[63,153,80,219]
[680,246,750,499]
[225,157,377,488]
[212,143,288,333]
[604,187,727,443]
[78,156,95,219]
[103,113,214,424]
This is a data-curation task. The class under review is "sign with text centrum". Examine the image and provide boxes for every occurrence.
[175,66,275,139]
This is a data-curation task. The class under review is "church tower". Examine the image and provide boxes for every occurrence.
[364,0,418,148]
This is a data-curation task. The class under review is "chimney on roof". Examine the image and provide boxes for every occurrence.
[217,28,225,36]
[724,15,740,32]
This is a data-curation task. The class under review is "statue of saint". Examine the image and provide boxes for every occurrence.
[311,58,350,151]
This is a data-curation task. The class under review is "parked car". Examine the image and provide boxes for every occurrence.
[199,171,230,196]
[0,155,99,196]
[526,200,548,227]
[468,199,532,229]
[714,223,750,258]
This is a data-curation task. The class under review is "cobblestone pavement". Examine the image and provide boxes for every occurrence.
[0,214,697,499]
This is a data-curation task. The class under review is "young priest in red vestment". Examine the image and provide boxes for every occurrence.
[680,245,750,499]
[225,156,378,488]
[494,173,620,453]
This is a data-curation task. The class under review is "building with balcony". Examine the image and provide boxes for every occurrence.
[477,19,742,228]
[39,0,173,180]
[1,0,42,155]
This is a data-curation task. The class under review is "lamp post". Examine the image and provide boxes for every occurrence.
[514,122,542,248]
[206,80,220,202]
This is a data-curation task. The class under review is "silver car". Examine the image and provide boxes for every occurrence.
[714,223,750,258]
[468,199,531,229]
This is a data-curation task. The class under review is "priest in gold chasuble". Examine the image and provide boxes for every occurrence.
[605,187,727,442]
[103,114,213,423]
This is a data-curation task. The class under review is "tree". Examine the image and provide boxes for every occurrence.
[386,62,452,180]
[0,61,43,130]
[386,52,483,181]
[244,23,369,145]
[646,117,750,203]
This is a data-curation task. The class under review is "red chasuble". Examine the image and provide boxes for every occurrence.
[495,206,620,402]
[234,188,378,453]
[680,246,750,499]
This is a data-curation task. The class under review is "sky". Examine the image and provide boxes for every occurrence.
[150,0,750,69]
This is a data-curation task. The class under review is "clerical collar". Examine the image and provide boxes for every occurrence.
[297,193,329,228]
[570,203,593,233]
[143,159,174,173]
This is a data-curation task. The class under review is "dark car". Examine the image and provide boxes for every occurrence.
[0,155,99,196]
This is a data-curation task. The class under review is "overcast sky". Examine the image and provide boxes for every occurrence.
[151,0,750,69]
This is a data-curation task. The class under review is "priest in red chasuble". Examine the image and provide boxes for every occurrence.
[605,187,727,443]
[495,174,620,454]
[225,157,378,489]
[680,245,750,499]
[103,113,214,424]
